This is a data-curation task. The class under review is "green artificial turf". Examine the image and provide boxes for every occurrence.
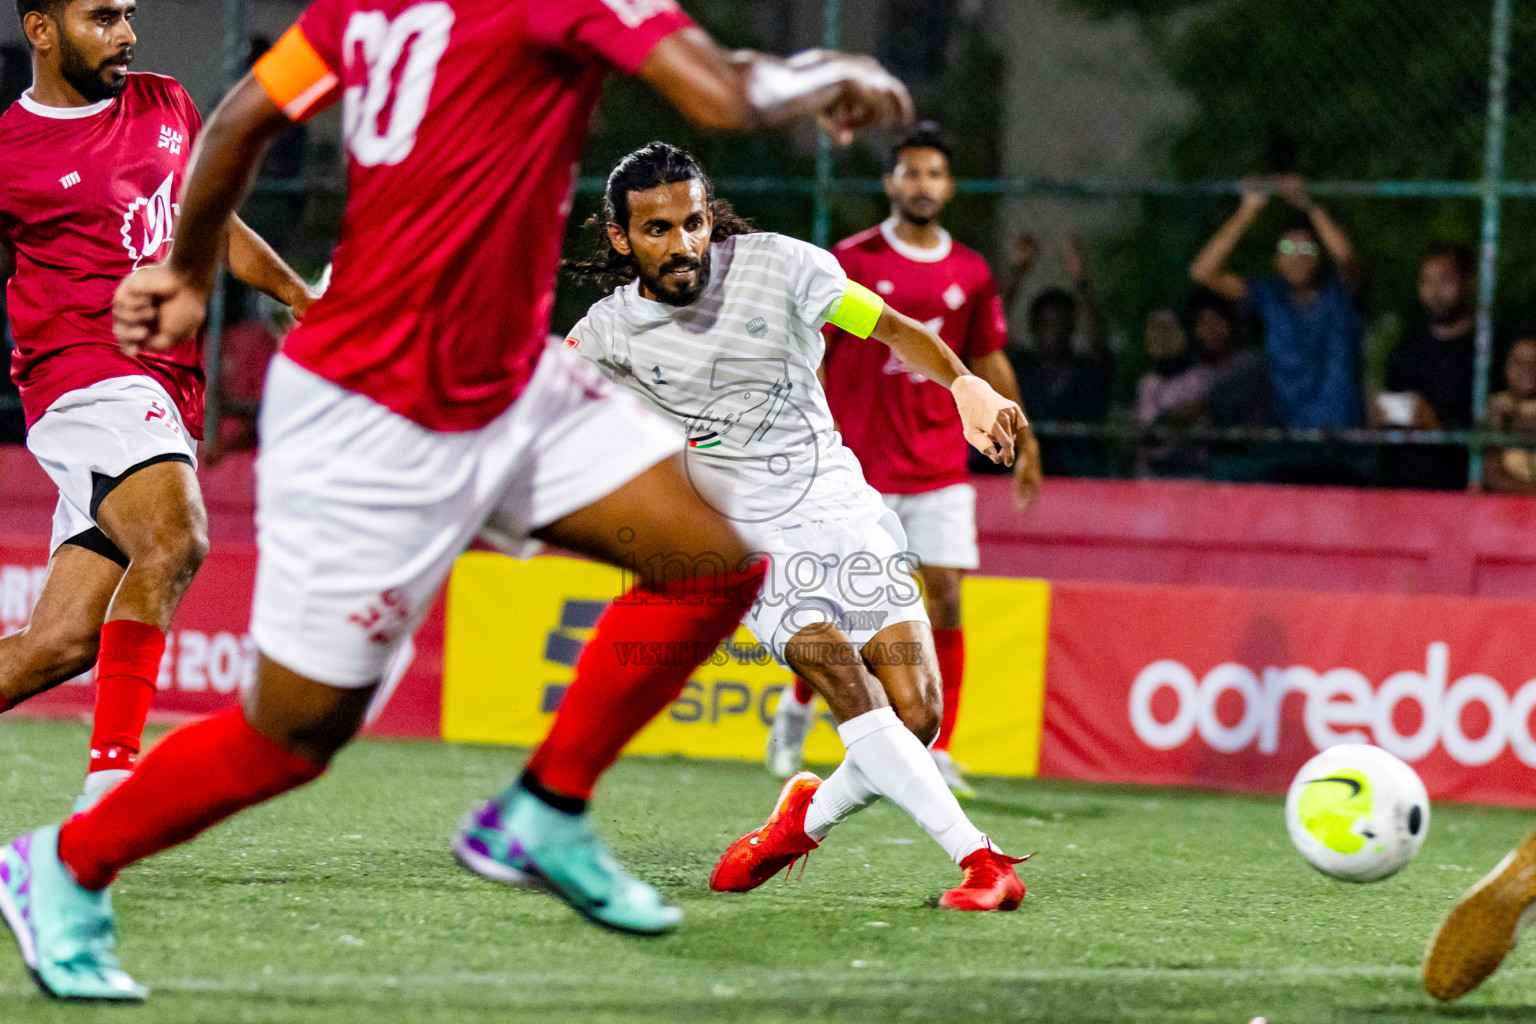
[0,717,1531,1023]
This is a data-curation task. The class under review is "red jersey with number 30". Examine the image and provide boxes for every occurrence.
[253,0,693,431]
[0,74,206,435]
[822,220,1009,494]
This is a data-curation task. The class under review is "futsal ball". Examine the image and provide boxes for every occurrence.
[1284,744,1429,882]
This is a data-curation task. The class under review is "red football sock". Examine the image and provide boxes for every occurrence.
[88,620,164,774]
[792,677,815,705]
[58,706,325,890]
[525,562,765,800]
[932,627,966,752]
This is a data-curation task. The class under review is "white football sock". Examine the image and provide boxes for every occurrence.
[804,758,880,840]
[832,706,990,864]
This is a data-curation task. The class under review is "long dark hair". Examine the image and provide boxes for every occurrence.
[563,142,754,289]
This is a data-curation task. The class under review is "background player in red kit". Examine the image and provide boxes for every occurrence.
[766,123,1041,796]
[0,0,315,803]
[0,0,912,1001]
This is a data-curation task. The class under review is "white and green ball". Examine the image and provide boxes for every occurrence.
[1284,744,1430,883]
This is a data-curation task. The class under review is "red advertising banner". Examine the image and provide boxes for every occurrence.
[1041,581,1536,806]
[0,538,441,738]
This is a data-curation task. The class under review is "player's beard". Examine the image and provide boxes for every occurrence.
[59,38,132,103]
[896,195,941,228]
[640,250,712,307]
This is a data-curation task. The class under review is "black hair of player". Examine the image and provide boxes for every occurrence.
[16,0,68,39]
[1422,240,1476,280]
[1029,287,1076,333]
[888,121,953,173]
[564,141,754,289]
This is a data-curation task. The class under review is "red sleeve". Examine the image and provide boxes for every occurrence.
[167,79,203,143]
[964,270,1009,359]
[527,0,696,74]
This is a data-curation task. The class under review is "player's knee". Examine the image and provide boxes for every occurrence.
[895,696,941,747]
[253,702,364,765]
[136,521,209,586]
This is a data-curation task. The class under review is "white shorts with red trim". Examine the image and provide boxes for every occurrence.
[25,374,198,557]
[251,344,684,688]
[880,482,979,571]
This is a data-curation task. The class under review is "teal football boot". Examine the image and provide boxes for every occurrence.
[0,826,146,1001]
[454,786,682,936]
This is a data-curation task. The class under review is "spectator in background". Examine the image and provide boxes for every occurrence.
[1135,307,1210,478]
[1189,288,1270,430]
[1002,233,1114,476]
[1375,243,1478,490]
[1191,175,1365,433]
[1483,337,1536,496]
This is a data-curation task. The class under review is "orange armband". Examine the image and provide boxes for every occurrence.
[253,25,339,122]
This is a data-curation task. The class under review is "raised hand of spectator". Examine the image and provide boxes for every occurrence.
[1061,234,1089,287]
[1009,232,1039,278]
[1275,174,1314,212]
[1001,232,1039,312]
[1238,177,1271,215]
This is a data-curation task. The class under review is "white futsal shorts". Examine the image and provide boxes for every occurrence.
[741,503,930,669]
[880,482,979,571]
[25,374,198,562]
[250,345,684,687]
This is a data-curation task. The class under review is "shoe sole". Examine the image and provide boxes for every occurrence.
[452,833,677,938]
[1424,826,1536,1001]
[452,832,537,888]
[938,890,1025,912]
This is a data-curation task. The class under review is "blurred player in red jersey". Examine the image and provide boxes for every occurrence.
[0,0,913,1001]
[766,123,1041,796]
[0,0,315,805]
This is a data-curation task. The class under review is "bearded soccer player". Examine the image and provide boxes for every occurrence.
[568,142,1030,911]
[0,0,314,804]
[0,0,914,1001]
[766,122,1040,797]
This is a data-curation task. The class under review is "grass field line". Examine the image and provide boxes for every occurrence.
[0,963,1531,997]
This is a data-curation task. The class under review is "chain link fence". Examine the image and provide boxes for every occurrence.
[23,0,1532,491]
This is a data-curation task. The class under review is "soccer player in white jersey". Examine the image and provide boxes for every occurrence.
[567,143,1032,911]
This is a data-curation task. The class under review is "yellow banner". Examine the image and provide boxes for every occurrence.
[442,553,1048,777]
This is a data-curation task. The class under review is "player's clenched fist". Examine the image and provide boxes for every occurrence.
[951,375,1022,467]
[113,264,209,357]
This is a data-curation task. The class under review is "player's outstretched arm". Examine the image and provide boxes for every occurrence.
[638,29,912,143]
[114,75,291,355]
[225,215,319,320]
[868,305,1024,467]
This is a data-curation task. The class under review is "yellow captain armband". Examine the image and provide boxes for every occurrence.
[826,280,885,339]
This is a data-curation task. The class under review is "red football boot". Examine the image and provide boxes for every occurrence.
[709,771,821,892]
[939,846,1030,911]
